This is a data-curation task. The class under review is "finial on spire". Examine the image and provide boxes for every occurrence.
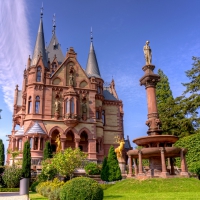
[52,13,56,35]
[90,27,93,42]
[41,2,44,18]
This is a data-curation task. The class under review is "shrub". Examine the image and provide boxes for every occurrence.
[60,177,103,200]
[107,146,122,182]
[2,165,22,188]
[101,157,108,181]
[36,178,64,200]
[0,188,19,192]
[30,181,40,192]
[84,162,101,175]
[22,141,31,178]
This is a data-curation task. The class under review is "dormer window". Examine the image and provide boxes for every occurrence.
[36,66,41,82]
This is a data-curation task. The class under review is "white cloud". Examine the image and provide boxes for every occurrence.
[0,0,31,112]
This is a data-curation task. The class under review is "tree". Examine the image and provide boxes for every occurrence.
[43,141,53,160]
[0,139,5,173]
[156,69,194,137]
[182,56,200,130]
[107,146,122,182]
[43,147,87,179]
[7,149,20,166]
[22,141,31,178]
[101,157,108,181]
[174,132,200,178]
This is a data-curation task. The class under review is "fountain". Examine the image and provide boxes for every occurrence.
[127,41,189,178]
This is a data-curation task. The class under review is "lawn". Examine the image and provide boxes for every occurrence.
[103,178,200,200]
[29,178,200,200]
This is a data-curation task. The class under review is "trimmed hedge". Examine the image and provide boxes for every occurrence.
[0,188,19,192]
[84,162,101,175]
[60,177,103,200]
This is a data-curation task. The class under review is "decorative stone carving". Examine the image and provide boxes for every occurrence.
[143,41,152,65]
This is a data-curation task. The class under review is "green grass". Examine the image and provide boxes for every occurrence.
[104,178,200,200]
[29,178,200,200]
[29,192,48,200]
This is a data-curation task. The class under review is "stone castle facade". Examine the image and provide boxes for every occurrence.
[7,14,131,166]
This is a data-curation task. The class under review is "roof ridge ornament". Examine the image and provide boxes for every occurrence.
[52,13,56,35]
[90,27,93,42]
[41,2,44,18]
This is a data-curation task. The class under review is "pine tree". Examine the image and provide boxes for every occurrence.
[107,146,122,182]
[182,56,200,130]
[0,139,4,173]
[101,157,108,181]
[22,141,31,178]
[43,141,53,160]
[156,69,194,137]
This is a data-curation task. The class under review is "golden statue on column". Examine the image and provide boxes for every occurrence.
[114,136,125,158]
[55,134,62,153]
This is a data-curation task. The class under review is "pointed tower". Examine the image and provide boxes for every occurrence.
[31,8,48,68]
[46,14,64,65]
[85,29,101,78]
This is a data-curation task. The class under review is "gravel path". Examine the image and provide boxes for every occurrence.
[0,193,29,200]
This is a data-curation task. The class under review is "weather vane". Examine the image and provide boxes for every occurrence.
[90,27,93,42]
[0,109,2,119]
[41,2,44,18]
[52,13,56,35]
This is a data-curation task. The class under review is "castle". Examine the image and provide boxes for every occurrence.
[7,12,131,167]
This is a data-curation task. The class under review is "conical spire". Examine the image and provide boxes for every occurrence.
[46,14,64,65]
[31,11,48,68]
[85,28,101,78]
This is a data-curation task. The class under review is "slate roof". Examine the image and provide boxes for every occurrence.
[103,88,117,101]
[15,126,24,136]
[85,42,101,78]
[46,33,64,65]
[26,122,46,134]
[31,18,48,68]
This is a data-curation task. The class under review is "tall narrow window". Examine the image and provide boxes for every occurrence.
[30,138,33,149]
[35,96,40,114]
[36,66,41,82]
[19,139,22,151]
[96,111,99,119]
[40,138,43,150]
[28,96,32,114]
[102,110,105,125]
[53,62,57,71]
[66,99,70,114]
[34,138,38,150]
[71,98,74,114]
[97,86,101,94]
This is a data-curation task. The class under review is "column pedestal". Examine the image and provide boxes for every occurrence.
[118,157,126,175]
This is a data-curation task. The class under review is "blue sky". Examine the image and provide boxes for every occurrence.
[0,0,200,152]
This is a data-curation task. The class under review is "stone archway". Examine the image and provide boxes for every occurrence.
[66,130,75,149]
[79,131,88,152]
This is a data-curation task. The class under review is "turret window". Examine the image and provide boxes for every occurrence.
[36,66,42,82]
[71,98,74,114]
[102,110,105,125]
[66,99,70,114]
[35,96,40,114]
[28,96,32,114]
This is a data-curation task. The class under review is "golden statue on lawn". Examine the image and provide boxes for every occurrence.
[55,134,62,153]
[114,136,125,158]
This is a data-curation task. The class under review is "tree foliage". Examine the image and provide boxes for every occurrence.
[156,69,194,137]
[182,56,200,130]
[107,146,122,182]
[174,132,200,175]
[0,139,5,173]
[42,147,87,179]
[43,141,53,160]
[101,157,108,181]
[22,141,31,178]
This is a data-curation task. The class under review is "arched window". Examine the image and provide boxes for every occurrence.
[28,96,32,114]
[36,66,42,82]
[71,98,74,114]
[35,96,40,114]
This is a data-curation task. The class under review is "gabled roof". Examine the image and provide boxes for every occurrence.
[31,18,48,68]
[15,126,24,136]
[46,33,64,65]
[26,122,46,134]
[103,88,117,101]
[85,42,101,78]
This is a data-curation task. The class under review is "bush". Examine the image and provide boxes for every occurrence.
[36,178,64,200]
[84,162,101,175]
[2,165,22,188]
[30,181,40,192]
[60,177,103,200]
